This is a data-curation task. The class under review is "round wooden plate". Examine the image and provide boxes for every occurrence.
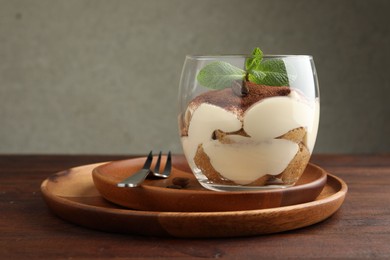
[92,156,327,212]
[40,158,347,238]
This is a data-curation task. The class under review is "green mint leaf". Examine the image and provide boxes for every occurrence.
[249,59,289,86]
[248,70,266,82]
[245,47,263,71]
[196,61,246,89]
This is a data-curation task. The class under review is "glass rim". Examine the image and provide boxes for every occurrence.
[185,54,313,60]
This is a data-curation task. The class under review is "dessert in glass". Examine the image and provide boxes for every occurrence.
[178,48,320,191]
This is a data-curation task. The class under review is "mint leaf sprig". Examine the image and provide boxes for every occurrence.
[196,47,289,89]
[245,47,263,73]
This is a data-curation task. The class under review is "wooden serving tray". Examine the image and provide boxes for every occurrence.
[40,159,347,238]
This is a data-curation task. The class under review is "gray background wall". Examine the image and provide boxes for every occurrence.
[0,0,389,154]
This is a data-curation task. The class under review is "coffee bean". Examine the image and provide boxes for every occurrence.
[211,131,217,140]
[241,81,249,95]
[231,80,249,97]
[172,177,190,188]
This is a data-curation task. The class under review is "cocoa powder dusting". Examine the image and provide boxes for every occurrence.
[190,82,290,115]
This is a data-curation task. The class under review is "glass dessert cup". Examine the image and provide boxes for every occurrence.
[178,54,320,192]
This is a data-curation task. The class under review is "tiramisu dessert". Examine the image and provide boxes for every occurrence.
[179,48,319,190]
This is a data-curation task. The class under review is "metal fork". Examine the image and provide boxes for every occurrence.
[117,151,171,188]
[152,151,172,178]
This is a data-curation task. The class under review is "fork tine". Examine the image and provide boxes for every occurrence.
[162,151,172,178]
[151,151,171,178]
[143,151,154,169]
[153,151,162,175]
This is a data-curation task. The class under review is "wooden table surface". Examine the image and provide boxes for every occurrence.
[1,154,389,259]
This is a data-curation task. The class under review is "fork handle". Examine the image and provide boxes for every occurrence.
[117,169,151,188]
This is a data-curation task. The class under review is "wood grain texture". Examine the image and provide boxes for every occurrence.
[1,154,390,258]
